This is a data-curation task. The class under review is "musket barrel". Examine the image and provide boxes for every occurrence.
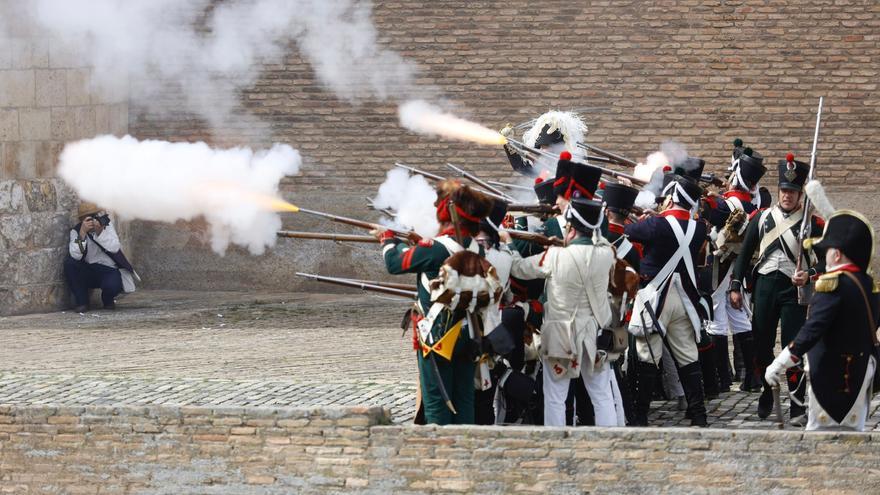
[296,272,417,298]
[487,180,532,192]
[277,231,378,243]
[445,163,514,201]
[395,163,446,182]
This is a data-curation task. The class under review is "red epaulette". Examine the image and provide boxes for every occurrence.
[814,215,826,229]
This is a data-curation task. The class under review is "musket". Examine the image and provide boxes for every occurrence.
[395,163,511,203]
[293,207,420,242]
[507,138,648,187]
[445,163,514,201]
[506,203,559,215]
[504,229,563,247]
[341,278,417,292]
[295,272,417,299]
[365,197,396,220]
[394,162,446,182]
[277,230,378,243]
[700,173,728,189]
[487,180,532,192]
[577,142,638,168]
[772,384,785,429]
[796,97,823,306]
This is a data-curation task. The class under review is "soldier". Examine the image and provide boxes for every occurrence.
[377,181,494,425]
[626,176,710,427]
[702,144,768,394]
[503,198,618,426]
[503,111,587,177]
[600,181,642,424]
[729,154,824,425]
[765,210,878,431]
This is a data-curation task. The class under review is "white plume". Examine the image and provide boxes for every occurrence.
[57,135,301,256]
[805,179,835,219]
[522,111,587,155]
[373,168,439,239]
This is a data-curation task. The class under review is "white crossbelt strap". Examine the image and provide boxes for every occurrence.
[759,206,803,259]
[648,216,697,293]
[724,197,744,212]
[614,236,634,261]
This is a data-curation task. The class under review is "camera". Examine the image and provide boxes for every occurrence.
[93,213,111,227]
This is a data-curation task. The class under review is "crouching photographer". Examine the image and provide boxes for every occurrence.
[63,202,138,312]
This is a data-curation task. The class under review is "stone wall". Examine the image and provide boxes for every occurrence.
[1,404,878,494]
[0,4,130,315]
[128,0,880,292]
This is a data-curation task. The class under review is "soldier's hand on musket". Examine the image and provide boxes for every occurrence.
[729,289,743,310]
[369,228,393,242]
[791,269,808,288]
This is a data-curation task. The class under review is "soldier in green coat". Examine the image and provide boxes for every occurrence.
[378,181,494,425]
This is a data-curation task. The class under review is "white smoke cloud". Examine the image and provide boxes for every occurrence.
[661,140,689,168]
[6,0,420,129]
[57,135,301,255]
[632,141,689,209]
[372,168,439,239]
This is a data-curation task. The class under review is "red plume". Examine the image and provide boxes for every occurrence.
[559,151,572,161]
[786,153,795,162]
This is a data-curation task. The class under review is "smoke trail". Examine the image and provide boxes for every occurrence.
[4,0,420,130]
[372,168,439,239]
[57,135,301,255]
[398,100,506,146]
[632,141,688,209]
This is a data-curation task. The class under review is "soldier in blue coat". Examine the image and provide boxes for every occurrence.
[765,210,878,430]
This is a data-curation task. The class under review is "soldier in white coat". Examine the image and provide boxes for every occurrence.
[504,198,618,426]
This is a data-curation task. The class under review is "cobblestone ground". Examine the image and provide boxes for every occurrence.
[1,290,877,429]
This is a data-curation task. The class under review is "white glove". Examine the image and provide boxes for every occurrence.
[764,347,799,388]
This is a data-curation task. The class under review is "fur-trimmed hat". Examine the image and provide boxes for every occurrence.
[435,180,494,231]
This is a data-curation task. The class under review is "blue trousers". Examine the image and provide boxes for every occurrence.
[63,257,122,307]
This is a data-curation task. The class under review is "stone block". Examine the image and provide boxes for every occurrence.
[0,70,35,107]
[0,180,26,214]
[66,69,91,106]
[0,109,19,140]
[35,141,62,178]
[2,142,37,179]
[21,179,57,212]
[35,69,67,108]
[19,109,51,141]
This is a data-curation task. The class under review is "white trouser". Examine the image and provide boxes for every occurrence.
[609,367,627,426]
[543,358,618,427]
[708,277,751,335]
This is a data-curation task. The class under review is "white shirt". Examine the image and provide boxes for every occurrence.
[68,223,121,268]
[757,207,799,277]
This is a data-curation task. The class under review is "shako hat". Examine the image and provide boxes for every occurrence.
[732,151,767,188]
[602,182,639,214]
[565,198,604,233]
[533,177,556,205]
[566,162,603,200]
[673,157,706,182]
[778,153,809,191]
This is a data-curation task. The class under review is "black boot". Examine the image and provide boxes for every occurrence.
[712,335,732,392]
[757,376,774,419]
[633,360,658,426]
[787,367,807,427]
[698,345,720,401]
[735,333,763,392]
[679,362,709,427]
[732,335,745,382]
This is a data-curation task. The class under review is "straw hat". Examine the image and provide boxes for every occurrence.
[77,201,101,221]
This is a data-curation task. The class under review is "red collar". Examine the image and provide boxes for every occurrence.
[723,190,752,202]
[829,264,861,274]
[608,222,625,234]
[439,227,472,238]
[660,209,691,221]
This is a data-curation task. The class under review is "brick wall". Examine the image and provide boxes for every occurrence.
[130,0,880,192]
[1,404,878,493]
[127,0,880,291]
